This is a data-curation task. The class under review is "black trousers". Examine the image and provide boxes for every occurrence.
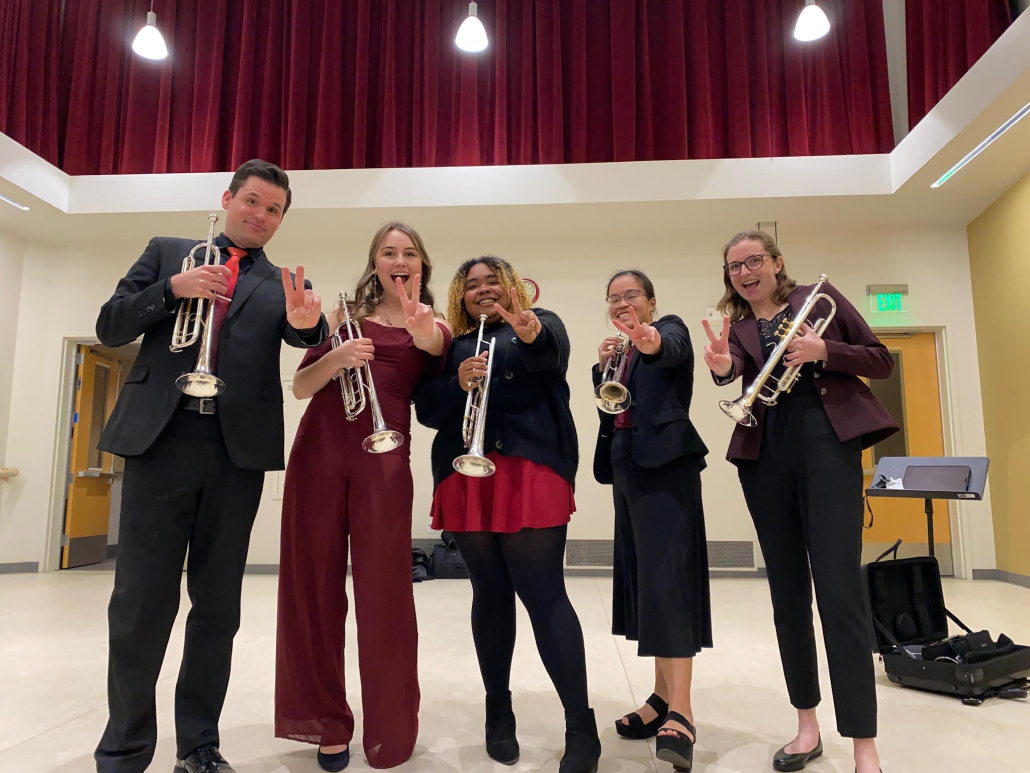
[95,411,264,773]
[612,442,713,658]
[736,384,877,739]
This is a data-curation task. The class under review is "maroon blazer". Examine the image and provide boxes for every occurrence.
[716,281,899,462]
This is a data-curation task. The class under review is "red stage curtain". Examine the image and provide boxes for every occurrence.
[906,0,1012,129]
[0,0,61,165]
[5,0,896,174]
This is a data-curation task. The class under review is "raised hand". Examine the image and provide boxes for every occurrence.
[612,307,661,355]
[702,316,733,377]
[396,274,437,342]
[598,336,623,370]
[282,266,323,330]
[783,323,827,367]
[457,354,489,392]
[170,264,231,300]
[495,288,542,344]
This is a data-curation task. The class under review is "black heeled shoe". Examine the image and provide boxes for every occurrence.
[615,693,670,740]
[559,708,601,773]
[316,746,350,772]
[772,736,822,772]
[654,711,696,772]
[485,692,520,765]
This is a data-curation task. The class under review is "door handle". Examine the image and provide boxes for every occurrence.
[77,470,118,482]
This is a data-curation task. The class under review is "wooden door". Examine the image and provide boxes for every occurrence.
[862,332,952,572]
[62,346,120,568]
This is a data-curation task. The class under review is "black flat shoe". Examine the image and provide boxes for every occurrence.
[654,711,695,772]
[773,736,822,772]
[615,693,670,740]
[485,692,520,765]
[174,745,235,773]
[316,746,350,772]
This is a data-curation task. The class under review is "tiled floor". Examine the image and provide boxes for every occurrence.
[1,572,1028,772]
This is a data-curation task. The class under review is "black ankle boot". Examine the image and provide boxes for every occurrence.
[560,708,601,773]
[485,692,520,765]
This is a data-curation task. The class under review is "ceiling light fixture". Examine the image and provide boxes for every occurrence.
[132,2,168,60]
[932,99,1030,188]
[456,2,488,53]
[0,193,30,211]
[794,0,831,42]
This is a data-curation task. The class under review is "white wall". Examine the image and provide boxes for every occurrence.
[0,230,25,533]
[0,214,996,575]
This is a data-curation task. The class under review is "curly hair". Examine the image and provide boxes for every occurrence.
[717,229,797,323]
[446,255,533,336]
[343,221,438,322]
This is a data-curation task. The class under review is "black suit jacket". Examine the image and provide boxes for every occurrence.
[96,235,328,471]
[592,315,708,485]
[414,309,579,489]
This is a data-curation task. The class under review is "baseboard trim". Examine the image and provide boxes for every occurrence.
[0,562,39,574]
[972,569,1030,589]
[243,564,768,579]
[243,564,280,575]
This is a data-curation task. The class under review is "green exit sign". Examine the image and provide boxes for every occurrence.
[867,284,908,314]
[876,292,904,312]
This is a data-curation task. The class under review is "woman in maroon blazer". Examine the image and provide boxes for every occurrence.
[703,230,897,773]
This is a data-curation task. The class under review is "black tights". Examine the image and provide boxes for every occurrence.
[453,525,590,712]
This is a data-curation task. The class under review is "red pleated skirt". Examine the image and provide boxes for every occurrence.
[430,453,575,533]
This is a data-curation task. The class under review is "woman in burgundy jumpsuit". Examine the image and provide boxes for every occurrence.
[275,222,449,771]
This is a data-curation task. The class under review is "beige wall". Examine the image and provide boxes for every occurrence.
[0,215,997,574]
[0,230,25,530]
[968,170,1030,579]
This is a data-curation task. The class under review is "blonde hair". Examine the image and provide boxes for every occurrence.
[717,229,797,323]
[342,221,438,321]
[446,256,533,336]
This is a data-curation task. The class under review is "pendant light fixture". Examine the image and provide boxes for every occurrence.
[132,1,169,60]
[456,2,488,53]
[794,0,831,42]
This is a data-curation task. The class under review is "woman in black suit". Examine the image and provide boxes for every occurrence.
[592,270,711,773]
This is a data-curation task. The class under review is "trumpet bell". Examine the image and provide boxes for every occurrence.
[176,373,225,398]
[594,381,631,414]
[718,398,757,427]
[453,453,496,478]
[363,429,404,454]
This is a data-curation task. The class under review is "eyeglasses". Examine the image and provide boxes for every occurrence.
[606,290,647,306]
[724,253,771,276]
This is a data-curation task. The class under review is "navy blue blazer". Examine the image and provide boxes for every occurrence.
[592,315,708,485]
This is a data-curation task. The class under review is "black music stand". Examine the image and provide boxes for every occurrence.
[865,457,989,558]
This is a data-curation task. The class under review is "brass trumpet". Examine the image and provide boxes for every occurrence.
[719,274,836,426]
[454,314,496,477]
[170,213,229,397]
[594,333,632,414]
[332,294,404,453]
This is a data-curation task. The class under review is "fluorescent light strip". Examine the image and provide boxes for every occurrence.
[0,193,30,211]
[932,99,1030,188]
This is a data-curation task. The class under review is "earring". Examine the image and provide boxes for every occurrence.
[373,275,383,305]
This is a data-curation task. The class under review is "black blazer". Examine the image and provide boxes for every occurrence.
[414,309,578,489]
[592,315,708,485]
[95,235,328,471]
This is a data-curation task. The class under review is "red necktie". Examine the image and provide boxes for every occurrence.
[223,246,245,299]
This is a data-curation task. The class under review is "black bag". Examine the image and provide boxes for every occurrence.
[411,547,433,583]
[863,541,1030,705]
[430,531,469,580]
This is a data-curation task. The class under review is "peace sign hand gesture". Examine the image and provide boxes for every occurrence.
[396,274,437,344]
[282,266,323,330]
[495,288,542,344]
[611,307,662,355]
[702,316,733,377]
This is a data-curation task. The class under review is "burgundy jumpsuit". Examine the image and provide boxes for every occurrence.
[274,320,448,768]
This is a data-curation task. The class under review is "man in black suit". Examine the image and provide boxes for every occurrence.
[93,159,328,773]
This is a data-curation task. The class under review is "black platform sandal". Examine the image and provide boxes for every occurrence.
[654,711,696,772]
[615,693,670,740]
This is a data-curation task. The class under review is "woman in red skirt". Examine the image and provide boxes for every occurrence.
[414,255,601,773]
[275,222,449,771]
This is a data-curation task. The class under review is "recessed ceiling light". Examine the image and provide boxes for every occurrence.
[932,99,1030,188]
[0,193,30,211]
